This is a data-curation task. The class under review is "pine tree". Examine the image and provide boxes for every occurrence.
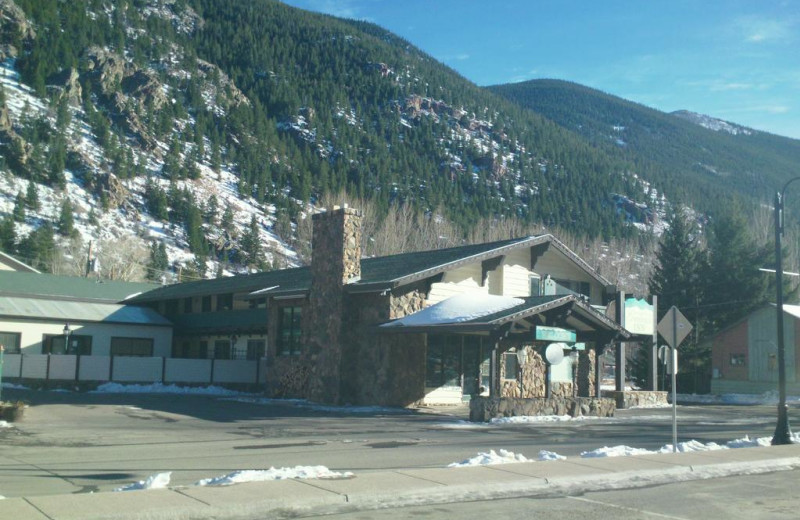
[703,203,771,334]
[13,192,26,222]
[25,182,40,211]
[147,241,169,281]
[0,216,16,253]
[58,198,76,237]
[221,205,234,234]
[240,214,262,267]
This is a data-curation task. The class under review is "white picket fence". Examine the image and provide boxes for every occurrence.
[0,354,267,385]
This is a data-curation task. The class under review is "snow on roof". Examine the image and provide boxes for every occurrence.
[381,293,524,328]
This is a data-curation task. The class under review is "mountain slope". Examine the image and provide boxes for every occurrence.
[489,79,800,218]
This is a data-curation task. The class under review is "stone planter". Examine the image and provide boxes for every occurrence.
[0,401,25,422]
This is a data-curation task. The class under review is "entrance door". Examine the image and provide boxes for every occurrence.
[463,336,482,396]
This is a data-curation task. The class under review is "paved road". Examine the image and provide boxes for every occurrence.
[299,469,800,520]
[0,388,793,498]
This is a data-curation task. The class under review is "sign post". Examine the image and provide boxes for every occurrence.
[657,306,693,453]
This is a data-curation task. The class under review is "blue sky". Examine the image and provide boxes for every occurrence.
[281,1,800,139]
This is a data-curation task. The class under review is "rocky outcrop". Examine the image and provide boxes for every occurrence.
[47,68,82,106]
[0,102,33,174]
[196,59,250,109]
[0,0,36,46]
[470,396,615,421]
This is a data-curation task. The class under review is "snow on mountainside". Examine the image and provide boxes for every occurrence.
[0,57,298,281]
[671,110,754,136]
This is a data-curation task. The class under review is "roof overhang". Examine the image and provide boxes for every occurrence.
[379,294,630,340]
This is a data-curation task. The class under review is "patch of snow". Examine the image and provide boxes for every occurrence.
[448,449,530,467]
[90,382,254,396]
[195,466,353,486]
[538,450,566,461]
[490,415,598,424]
[581,445,655,458]
[382,294,524,328]
[114,472,171,492]
[0,421,13,429]
[1,383,28,390]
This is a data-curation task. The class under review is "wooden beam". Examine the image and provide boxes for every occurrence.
[481,256,504,287]
[530,243,550,270]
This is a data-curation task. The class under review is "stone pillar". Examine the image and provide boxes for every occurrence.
[304,207,362,404]
[578,348,596,397]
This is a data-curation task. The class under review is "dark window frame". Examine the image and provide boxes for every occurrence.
[277,306,303,356]
[42,333,92,355]
[110,337,154,357]
[0,331,21,354]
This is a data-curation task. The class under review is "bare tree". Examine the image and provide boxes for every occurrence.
[96,235,149,281]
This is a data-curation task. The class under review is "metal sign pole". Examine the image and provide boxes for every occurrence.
[672,312,678,453]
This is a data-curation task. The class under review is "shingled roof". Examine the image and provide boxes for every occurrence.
[127,234,611,303]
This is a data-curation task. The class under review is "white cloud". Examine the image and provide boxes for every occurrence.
[735,15,796,44]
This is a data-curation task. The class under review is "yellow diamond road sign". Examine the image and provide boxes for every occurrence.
[657,306,693,348]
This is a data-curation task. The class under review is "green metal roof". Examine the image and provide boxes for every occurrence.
[0,271,160,303]
[126,266,311,303]
[0,297,172,326]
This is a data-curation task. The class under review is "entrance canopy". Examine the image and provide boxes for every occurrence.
[380,293,631,342]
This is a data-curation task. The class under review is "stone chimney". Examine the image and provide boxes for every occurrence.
[304,206,362,404]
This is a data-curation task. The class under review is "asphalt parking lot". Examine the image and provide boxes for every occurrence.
[0,387,792,498]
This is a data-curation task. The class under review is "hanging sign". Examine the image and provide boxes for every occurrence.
[535,326,576,343]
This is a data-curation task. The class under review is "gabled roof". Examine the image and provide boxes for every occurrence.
[127,234,612,303]
[0,296,171,326]
[380,293,630,338]
[0,251,40,273]
[0,271,160,303]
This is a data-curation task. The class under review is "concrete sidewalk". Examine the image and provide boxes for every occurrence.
[3,444,799,520]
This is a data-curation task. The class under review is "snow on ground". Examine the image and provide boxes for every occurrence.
[114,472,171,492]
[448,449,531,468]
[1,382,28,390]
[195,466,353,486]
[0,421,12,429]
[538,450,566,461]
[490,415,599,424]
[90,382,254,396]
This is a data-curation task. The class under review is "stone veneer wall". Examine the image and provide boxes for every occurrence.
[305,207,362,404]
[578,349,596,397]
[339,282,428,407]
[601,390,668,409]
[470,396,615,421]
[502,349,547,398]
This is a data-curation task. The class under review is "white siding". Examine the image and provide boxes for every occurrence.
[533,249,603,304]
[2,319,172,357]
[502,248,532,297]
[427,262,487,304]
[165,359,212,383]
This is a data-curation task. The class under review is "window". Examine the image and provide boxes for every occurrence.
[165,299,179,316]
[277,306,303,355]
[42,334,92,355]
[184,297,193,313]
[201,296,212,312]
[730,354,746,366]
[0,331,21,354]
[554,279,591,299]
[214,339,231,359]
[111,337,154,357]
[232,340,247,360]
[217,293,233,311]
[247,339,265,360]
[425,335,461,388]
[249,297,267,309]
[530,275,541,296]
[503,351,519,380]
